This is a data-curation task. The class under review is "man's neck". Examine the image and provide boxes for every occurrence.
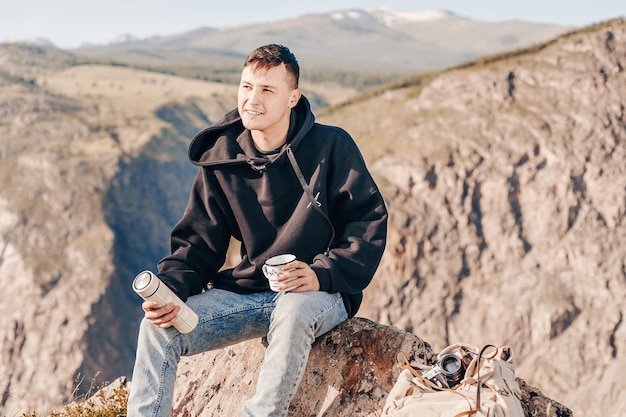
[251,127,289,152]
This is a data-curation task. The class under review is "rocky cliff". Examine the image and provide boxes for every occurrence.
[0,45,234,415]
[322,19,626,417]
[1,19,625,417]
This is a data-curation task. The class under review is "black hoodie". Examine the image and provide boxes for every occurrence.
[157,96,387,317]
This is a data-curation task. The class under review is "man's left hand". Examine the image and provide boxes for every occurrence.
[277,260,320,292]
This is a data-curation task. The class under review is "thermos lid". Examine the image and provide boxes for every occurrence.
[133,271,153,291]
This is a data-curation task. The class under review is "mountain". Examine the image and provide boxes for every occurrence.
[1,14,624,417]
[73,8,572,75]
[0,43,236,415]
[323,18,626,417]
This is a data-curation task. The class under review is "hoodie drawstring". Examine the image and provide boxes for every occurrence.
[247,158,268,173]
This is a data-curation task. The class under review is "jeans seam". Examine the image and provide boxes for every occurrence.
[197,299,275,325]
[312,293,347,336]
[154,332,179,417]
[153,358,166,417]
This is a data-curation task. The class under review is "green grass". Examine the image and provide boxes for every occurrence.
[10,377,129,417]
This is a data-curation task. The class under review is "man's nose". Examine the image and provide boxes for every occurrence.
[248,87,261,103]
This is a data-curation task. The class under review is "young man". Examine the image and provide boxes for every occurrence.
[127,44,388,417]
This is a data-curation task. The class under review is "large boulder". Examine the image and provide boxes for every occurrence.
[166,318,571,416]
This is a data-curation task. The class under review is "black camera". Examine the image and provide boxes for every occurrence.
[420,350,475,389]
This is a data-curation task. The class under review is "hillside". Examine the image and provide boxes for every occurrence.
[319,18,626,417]
[0,44,236,415]
[0,18,624,417]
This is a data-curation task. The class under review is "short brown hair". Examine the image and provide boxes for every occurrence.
[244,44,299,88]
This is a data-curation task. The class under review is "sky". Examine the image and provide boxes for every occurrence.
[1,0,624,49]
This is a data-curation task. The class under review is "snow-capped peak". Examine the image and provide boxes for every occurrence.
[330,10,366,21]
[108,33,140,45]
[366,6,452,26]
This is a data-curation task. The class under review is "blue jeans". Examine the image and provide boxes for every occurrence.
[126,289,348,417]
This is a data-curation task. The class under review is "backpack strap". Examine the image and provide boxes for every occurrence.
[286,147,335,255]
[457,344,498,417]
[476,345,498,411]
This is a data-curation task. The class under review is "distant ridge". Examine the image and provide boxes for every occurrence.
[73,7,572,75]
[2,36,57,48]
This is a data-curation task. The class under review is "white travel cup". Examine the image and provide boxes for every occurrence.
[262,254,299,292]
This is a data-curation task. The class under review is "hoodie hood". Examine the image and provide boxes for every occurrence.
[188,95,315,169]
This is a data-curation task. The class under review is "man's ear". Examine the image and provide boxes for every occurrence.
[289,89,302,108]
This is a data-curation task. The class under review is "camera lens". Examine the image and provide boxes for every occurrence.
[439,354,465,388]
[441,355,462,374]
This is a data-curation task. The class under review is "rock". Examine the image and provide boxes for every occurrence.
[168,317,571,416]
[0,46,233,416]
[57,376,129,416]
[323,18,626,417]
[517,379,573,417]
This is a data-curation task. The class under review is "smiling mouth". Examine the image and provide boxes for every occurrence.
[245,109,263,115]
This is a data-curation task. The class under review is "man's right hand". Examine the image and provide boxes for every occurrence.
[142,300,180,328]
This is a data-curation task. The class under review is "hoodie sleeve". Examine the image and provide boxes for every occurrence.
[310,130,388,298]
[156,169,231,301]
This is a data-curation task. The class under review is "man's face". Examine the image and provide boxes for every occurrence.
[237,63,301,138]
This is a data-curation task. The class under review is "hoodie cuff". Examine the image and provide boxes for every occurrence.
[312,266,331,292]
[158,273,189,302]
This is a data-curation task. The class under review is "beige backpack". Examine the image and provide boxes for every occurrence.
[381,344,525,417]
